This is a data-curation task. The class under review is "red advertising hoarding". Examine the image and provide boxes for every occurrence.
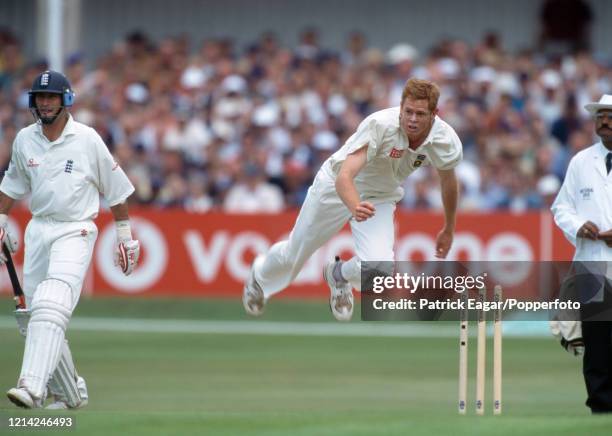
[0,210,574,298]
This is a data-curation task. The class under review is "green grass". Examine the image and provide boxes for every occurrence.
[0,298,609,435]
[73,296,336,322]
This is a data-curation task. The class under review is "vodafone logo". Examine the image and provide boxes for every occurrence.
[395,231,534,286]
[95,223,536,294]
[395,232,533,262]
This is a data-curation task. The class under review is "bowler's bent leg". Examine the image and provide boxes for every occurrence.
[342,202,396,291]
[256,178,351,297]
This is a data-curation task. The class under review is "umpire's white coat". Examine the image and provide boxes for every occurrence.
[254,107,463,295]
[552,142,612,262]
[0,115,134,307]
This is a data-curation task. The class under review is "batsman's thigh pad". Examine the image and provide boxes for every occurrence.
[20,279,73,399]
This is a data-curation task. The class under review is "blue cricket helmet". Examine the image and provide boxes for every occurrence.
[28,70,75,109]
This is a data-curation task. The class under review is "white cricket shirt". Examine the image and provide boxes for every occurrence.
[552,142,612,261]
[321,107,463,202]
[1,115,135,221]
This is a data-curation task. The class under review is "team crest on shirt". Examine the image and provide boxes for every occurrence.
[389,148,404,158]
[64,160,74,173]
[413,154,427,168]
[27,158,40,168]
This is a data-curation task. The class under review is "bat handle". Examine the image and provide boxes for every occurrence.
[3,243,25,309]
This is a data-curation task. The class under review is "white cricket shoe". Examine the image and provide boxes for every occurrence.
[324,257,354,322]
[243,258,266,316]
[46,376,89,410]
[7,387,42,409]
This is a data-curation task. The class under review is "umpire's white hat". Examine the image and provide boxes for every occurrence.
[584,94,612,115]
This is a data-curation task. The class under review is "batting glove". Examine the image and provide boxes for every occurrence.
[115,240,140,276]
[560,336,585,356]
[113,220,140,276]
[550,320,584,357]
[0,213,18,265]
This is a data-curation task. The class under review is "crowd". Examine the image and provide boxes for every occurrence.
[0,27,609,213]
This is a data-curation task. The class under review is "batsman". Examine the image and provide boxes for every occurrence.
[1,71,139,409]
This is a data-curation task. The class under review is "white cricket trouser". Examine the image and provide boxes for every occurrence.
[254,171,395,296]
[17,217,98,398]
[23,217,98,309]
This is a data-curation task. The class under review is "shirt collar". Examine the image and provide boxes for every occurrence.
[63,114,77,137]
[421,115,440,146]
[36,114,77,143]
[405,116,440,151]
[597,141,612,159]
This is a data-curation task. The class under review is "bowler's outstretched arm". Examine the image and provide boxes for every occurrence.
[436,167,458,258]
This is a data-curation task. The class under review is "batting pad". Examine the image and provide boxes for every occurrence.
[47,341,84,407]
[19,279,73,399]
[13,307,83,407]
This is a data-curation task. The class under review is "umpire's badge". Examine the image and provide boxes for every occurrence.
[579,187,593,200]
[413,154,426,168]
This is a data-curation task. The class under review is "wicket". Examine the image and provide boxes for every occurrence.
[458,285,502,415]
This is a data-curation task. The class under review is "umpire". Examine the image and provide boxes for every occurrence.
[551,94,612,413]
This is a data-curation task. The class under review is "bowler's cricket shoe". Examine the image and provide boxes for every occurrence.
[243,257,266,316]
[324,257,354,322]
[7,387,42,409]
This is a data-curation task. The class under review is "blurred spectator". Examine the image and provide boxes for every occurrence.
[0,28,610,213]
[536,174,561,208]
[387,43,418,106]
[184,172,214,213]
[341,31,368,67]
[551,95,582,146]
[223,162,284,213]
[0,28,23,92]
[156,173,188,208]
